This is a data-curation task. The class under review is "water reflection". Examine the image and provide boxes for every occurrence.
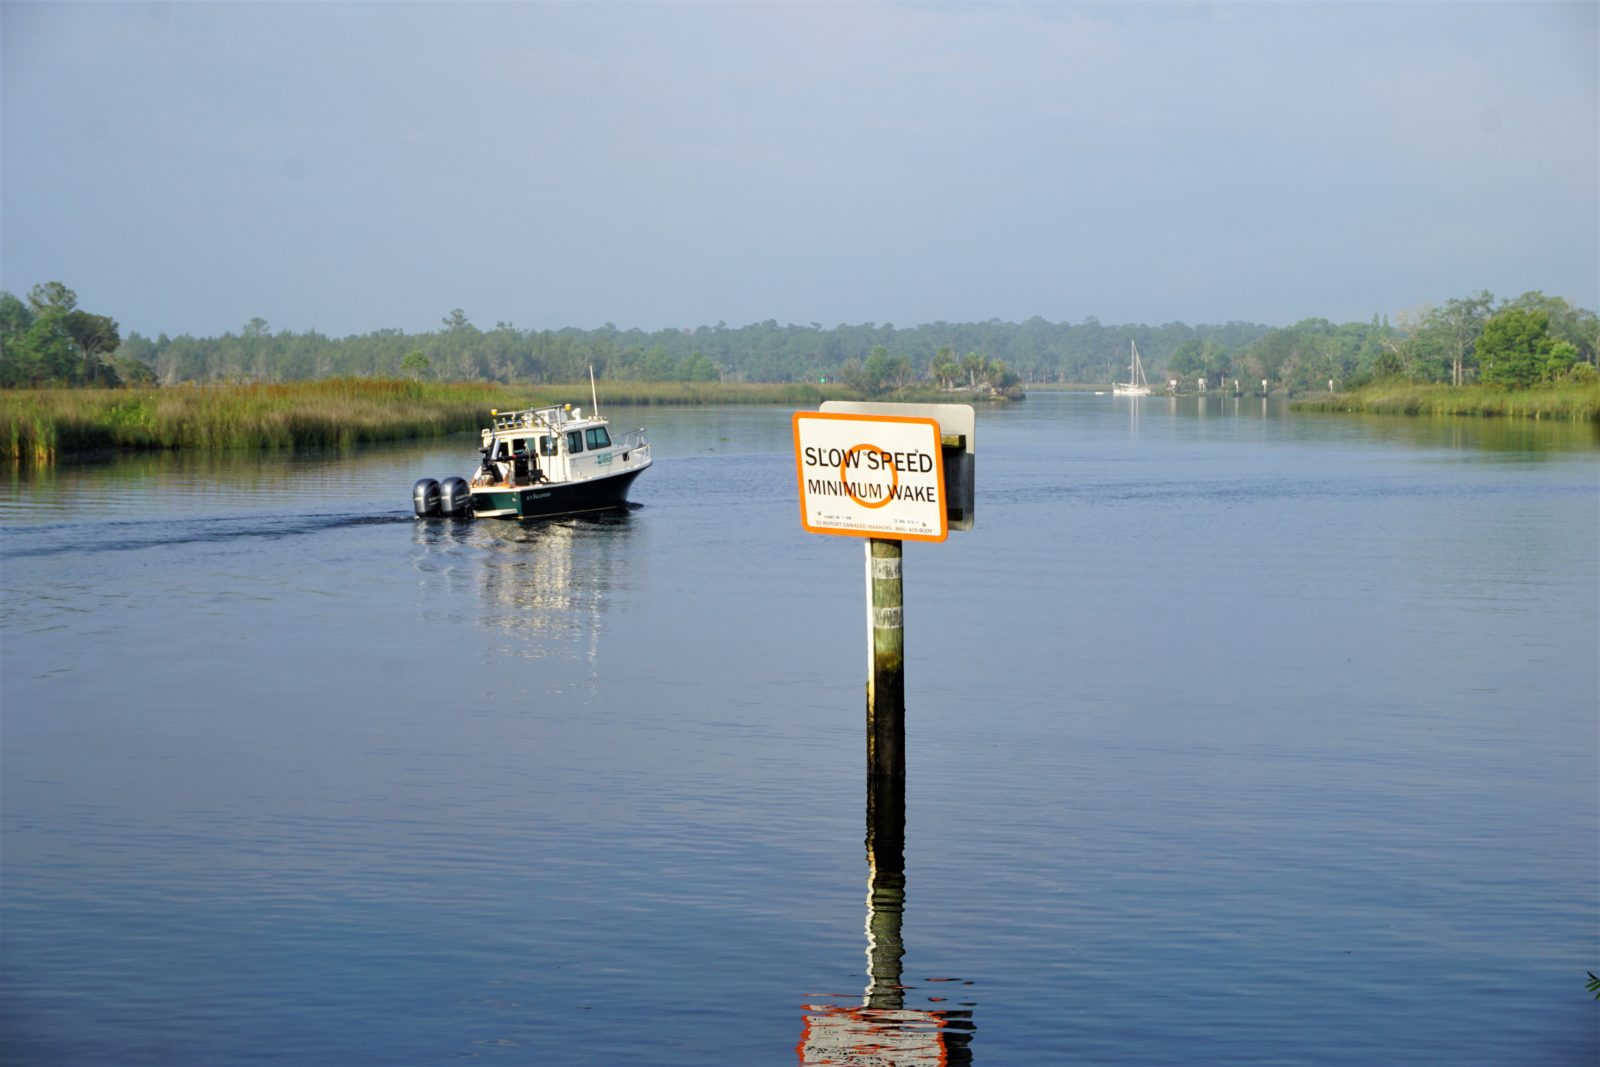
[800,771,976,1065]
[411,510,637,666]
[0,442,420,522]
[1333,410,1600,456]
[1042,391,1599,455]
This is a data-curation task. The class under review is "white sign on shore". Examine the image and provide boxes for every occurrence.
[792,411,947,542]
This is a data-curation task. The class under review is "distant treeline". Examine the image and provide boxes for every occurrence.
[3,284,1595,395]
[109,312,1273,390]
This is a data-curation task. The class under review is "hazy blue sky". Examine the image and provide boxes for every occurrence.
[3,1,1595,339]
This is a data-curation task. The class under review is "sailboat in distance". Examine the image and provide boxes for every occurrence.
[1112,341,1152,396]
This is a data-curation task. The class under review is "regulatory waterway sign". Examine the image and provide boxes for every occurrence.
[792,411,947,542]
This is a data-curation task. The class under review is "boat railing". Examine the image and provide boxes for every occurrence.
[491,407,562,433]
[614,428,648,454]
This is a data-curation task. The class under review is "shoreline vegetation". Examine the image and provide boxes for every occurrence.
[8,283,1595,402]
[5,376,1597,467]
[0,379,870,465]
[1290,380,1600,422]
[6,280,1598,467]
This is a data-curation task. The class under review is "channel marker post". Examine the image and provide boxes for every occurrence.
[792,405,974,781]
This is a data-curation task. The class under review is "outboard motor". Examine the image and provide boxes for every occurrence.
[439,476,472,517]
[412,478,441,517]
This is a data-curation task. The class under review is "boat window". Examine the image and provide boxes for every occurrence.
[539,435,558,457]
[565,430,584,454]
[585,427,611,450]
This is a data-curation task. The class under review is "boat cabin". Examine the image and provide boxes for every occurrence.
[471,404,643,490]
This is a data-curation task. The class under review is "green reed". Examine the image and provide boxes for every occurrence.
[1292,381,1600,421]
[0,379,864,465]
[1,380,518,464]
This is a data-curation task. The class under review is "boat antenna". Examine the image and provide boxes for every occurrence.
[589,364,600,417]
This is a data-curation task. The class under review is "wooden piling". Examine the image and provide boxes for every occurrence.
[866,538,905,781]
[866,537,906,1007]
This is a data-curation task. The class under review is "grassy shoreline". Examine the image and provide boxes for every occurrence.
[0,379,859,465]
[1290,380,1600,421]
[12,377,1592,466]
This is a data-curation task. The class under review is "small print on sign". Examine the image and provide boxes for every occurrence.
[792,412,947,542]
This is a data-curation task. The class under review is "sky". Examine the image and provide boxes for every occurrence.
[2,1,1596,340]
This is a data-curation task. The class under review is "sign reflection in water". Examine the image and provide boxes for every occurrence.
[799,771,976,1065]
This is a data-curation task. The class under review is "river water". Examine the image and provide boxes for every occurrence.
[2,394,1596,1065]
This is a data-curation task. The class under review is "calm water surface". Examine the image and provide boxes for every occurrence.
[3,395,1596,1064]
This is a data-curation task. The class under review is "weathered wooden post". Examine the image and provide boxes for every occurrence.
[866,537,905,780]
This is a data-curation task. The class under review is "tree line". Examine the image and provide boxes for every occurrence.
[0,284,150,388]
[2,284,1594,393]
[1165,291,1597,394]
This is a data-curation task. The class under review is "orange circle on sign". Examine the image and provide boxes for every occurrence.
[840,444,898,509]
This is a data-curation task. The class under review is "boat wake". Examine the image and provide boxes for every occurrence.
[0,511,415,560]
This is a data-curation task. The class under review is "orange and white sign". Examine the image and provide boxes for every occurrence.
[793,412,947,542]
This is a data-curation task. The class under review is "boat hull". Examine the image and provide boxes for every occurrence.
[469,462,648,520]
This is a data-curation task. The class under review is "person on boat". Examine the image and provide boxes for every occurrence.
[473,442,512,486]
[473,447,499,486]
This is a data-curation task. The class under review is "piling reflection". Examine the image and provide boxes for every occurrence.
[799,771,976,1065]
[864,772,908,1012]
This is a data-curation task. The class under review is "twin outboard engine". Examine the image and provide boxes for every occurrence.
[439,477,470,517]
[413,476,472,519]
[412,478,441,517]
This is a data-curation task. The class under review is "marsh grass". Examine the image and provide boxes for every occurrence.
[1292,380,1600,421]
[0,379,858,464]
[1,380,515,464]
